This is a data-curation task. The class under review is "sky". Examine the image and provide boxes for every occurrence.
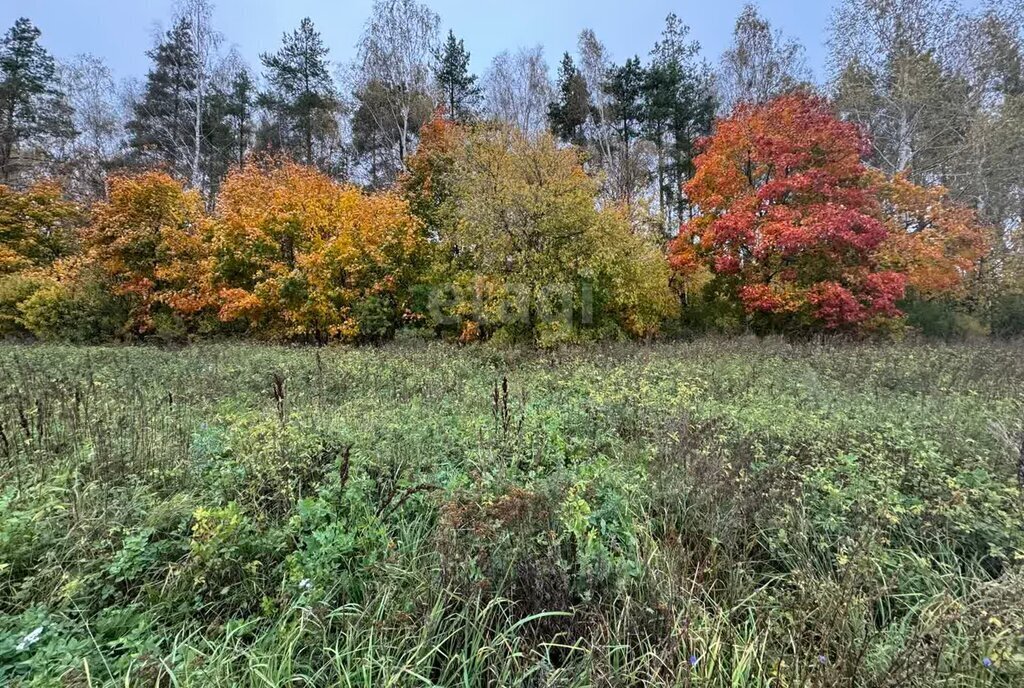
[3,1,837,85]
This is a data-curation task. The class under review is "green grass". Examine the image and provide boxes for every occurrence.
[0,339,1022,686]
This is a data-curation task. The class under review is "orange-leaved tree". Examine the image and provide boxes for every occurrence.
[670,92,988,332]
[873,171,990,300]
[79,172,214,336]
[212,160,424,342]
[402,109,461,242]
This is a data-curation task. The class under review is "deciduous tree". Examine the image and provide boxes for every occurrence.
[482,46,553,136]
[354,0,440,183]
[212,160,424,342]
[873,171,990,299]
[0,182,79,274]
[80,171,213,335]
[432,124,676,342]
[670,93,904,331]
[718,4,810,114]
[54,54,124,200]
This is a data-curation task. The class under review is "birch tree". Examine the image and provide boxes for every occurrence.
[718,3,810,114]
[355,0,440,168]
[482,46,553,135]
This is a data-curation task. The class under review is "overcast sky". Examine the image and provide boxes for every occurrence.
[4,1,836,84]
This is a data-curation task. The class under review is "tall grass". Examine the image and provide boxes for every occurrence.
[0,340,1022,686]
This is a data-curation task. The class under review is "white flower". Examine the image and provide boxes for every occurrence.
[298,578,312,590]
[16,626,43,651]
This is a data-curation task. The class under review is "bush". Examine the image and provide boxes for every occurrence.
[903,298,987,340]
[990,293,1024,338]
[18,269,129,342]
[0,272,49,337]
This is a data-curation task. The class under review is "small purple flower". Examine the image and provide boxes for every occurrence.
[688,654,699,668]
[983,657,994,668]
[818,655,828,665]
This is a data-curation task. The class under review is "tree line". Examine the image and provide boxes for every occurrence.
[1,0,1022,343]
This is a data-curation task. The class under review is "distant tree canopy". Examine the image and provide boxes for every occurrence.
[0,2,1017,343]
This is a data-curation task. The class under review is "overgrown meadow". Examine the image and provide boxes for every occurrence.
[1,339,1022,686]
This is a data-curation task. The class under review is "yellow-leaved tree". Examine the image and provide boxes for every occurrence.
[0,182,82,336]
[408,121,677,344]
[212,160,424,342]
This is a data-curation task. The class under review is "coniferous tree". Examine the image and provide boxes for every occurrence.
[603,57,648,209]
[643,15,715,231]
[435,30,480,122]
[223,68,255,168]
[199,84,237,200]
[548,52,590,145]
[259,17,339,167]
[126,17,199,181]
[0,18,75,184]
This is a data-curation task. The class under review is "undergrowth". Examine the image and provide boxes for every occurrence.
[0,339,1022,686]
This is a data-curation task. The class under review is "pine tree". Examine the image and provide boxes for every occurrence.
[0,18,75,183]
[643,14,715,233]
[435,30,480,122]
[259,17,338,167]
[126,17,199,181]
[199,84,237,200]
[548,52,590,145]
[642,65,714,230]
[604,58,646,149]
[603,57,647,209]
[224,69,255,168]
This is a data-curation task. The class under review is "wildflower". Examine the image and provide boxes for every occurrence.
[299,578,312,591]
[983,657,994,668]
[16,626,43,652]
[689,654,699,668]
[818,655,828,665]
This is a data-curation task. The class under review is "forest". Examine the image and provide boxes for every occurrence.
[2,1,1024,687]
[0,0,1021,344]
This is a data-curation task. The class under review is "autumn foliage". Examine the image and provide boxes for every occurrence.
[213,161,424,342]
[80,172,213,335]
[0,182,80,275]
[669,93,988,332]
[873,172,989,299]
[404,116,678,343]
[0,94,996,343]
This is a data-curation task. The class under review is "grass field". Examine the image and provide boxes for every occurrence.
[1,340,1022,686]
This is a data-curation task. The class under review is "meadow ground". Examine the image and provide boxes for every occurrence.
[0,339,1022,687]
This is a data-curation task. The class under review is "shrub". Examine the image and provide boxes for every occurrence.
[990,293,1024,338]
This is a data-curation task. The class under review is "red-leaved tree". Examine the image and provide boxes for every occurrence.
[670,93,920,331]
